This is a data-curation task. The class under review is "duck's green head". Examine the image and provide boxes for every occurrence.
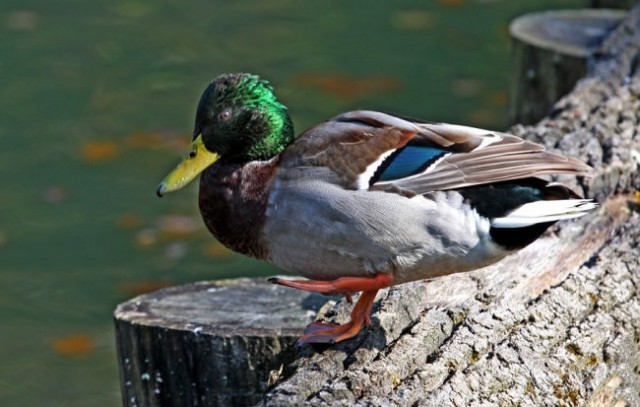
[157,73,294,196]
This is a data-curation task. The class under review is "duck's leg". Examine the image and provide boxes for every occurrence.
[269,273,394,344]
[268,273,393,297]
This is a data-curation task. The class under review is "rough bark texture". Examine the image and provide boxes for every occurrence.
[115,279,330,406]
[508,9,625,125]
[261,4,640,406]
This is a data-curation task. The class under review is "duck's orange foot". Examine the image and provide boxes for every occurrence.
[269,273,394,345]
[297,321,362,344]
[297,289,379,345]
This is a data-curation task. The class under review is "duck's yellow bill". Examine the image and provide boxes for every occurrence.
[156,135,220,197]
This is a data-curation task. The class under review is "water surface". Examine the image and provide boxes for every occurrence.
[0,1,582,405]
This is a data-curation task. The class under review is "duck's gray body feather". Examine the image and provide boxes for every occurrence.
[264,167,508,284]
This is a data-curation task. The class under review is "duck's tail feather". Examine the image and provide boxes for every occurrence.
[490,199,598,228]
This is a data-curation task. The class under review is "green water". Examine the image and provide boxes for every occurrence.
[0,1,584,405]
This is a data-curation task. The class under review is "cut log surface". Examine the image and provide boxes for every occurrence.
[115,4,640,407]
[508,9,626,125]
[115,279,331,406]
[262,4,640,406]
[510,10,626,58]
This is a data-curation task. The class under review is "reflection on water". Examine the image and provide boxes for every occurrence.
[0,0,582,405]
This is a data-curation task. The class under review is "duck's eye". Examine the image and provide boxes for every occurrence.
[219,108,232,122]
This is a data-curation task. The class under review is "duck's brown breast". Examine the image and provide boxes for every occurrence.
[198,158,279,259]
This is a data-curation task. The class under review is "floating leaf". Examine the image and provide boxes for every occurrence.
[81,141,120,163]
[119,279,172,296]
[465,108,500,127]
[165,242,188,260]
[390,11,435,31]
[118,213,141,230]
[486,90,508,108]
[451,79,482,97]
[6,11,39,31]
[203,241,232,258]
[124,131,190,150]
[135,228,157,248]
[0,231,6,248]
[157,215,202,239]
[125,131,164,148]
[50,334,95,357]
[296,73,399,100]
[42,185,68,204]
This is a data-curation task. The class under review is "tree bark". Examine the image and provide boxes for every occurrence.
[261,4,640,406]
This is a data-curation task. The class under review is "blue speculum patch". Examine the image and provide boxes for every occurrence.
[377,146,448,181]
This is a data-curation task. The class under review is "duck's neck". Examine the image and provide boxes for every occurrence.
[198,157,279,259]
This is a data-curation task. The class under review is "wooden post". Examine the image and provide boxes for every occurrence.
[114,278,330,406]
[508,9,625,125]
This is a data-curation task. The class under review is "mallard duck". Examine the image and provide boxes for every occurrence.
[157,73,597,344]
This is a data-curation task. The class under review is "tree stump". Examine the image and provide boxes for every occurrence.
[115,3,640,406]
[114,278,332,406]
[508,9,626,125]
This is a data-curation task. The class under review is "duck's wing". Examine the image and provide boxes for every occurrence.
[282,110,593,193]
